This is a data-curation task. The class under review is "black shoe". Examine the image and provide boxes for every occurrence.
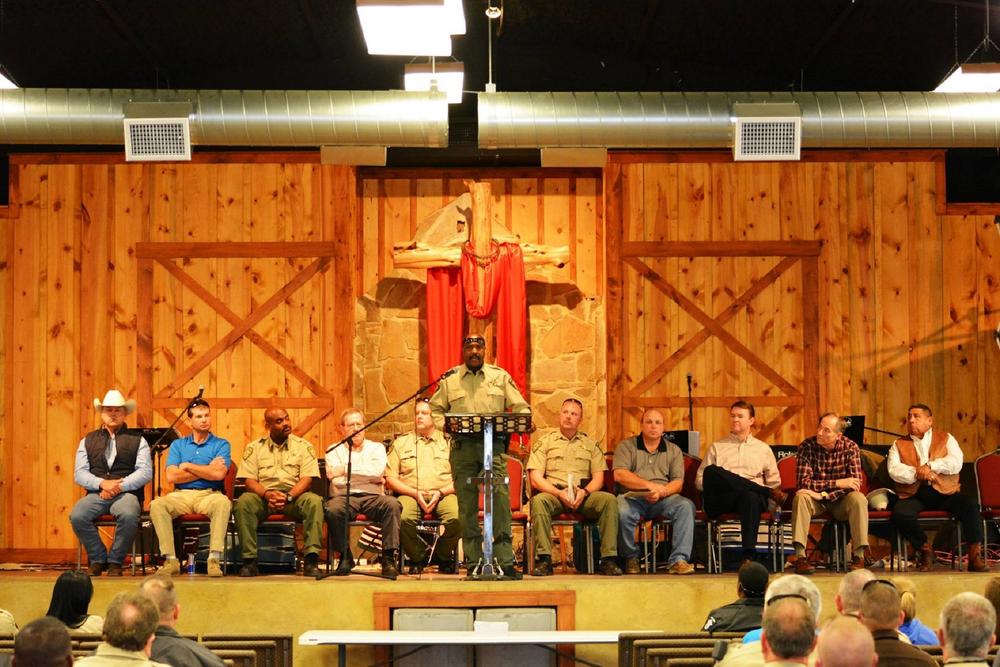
[408,558,428,575]
[88,562,106,577]
[238,560,259,577]
[499,565,522,580]
[106,563,123,577]
[531,557,554,577]
[437,560,457,575]
[334,552,355,575]
[381,550,399,580]
[599,558,623,576]
[302,554,320,578]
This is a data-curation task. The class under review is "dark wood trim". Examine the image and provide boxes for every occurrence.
[623,240,822,258]
[135,241,337,259]
[9,151,323,165]
[608,149,945,165]
[942,203,1000,215]
[0,548,78,563]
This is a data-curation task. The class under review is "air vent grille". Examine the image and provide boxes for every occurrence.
[733,118,801,161]
[123,118,191,162]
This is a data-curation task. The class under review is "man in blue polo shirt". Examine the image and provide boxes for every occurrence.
[149,398,232,577]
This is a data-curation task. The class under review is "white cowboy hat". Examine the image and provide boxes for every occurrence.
[93,389,137,415]
[867,487,896,511]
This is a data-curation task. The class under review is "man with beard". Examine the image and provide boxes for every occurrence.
[429,334,530,579]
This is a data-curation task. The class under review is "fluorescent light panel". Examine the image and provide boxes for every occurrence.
[357,0,465,56]
[935,63,1000,92]
[404,61,464,103]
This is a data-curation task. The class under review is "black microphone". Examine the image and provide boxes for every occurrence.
[686,373,692,387]
[195,384,205,400]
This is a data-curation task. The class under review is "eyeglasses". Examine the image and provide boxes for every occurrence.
[862,578,897,592]
[766,593,808,607]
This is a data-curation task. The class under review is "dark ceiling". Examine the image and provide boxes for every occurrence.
[1,1,999,172]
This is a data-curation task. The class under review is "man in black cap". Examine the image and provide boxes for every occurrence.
[428,334,530,579]
[702,561,769,634]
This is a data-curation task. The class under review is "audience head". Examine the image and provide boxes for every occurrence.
[138,575,178,626]
[835,568,875,616]
[761,596,816,662]
[12,616,72,667]
[938,592,996,660]
[45,570,94,629]
[859,578,903,632]
[816,616,875,667]
[984,576,1000,639]
[764,574,822,620]
[892,576,919,623]
[737,561,769,599]
[102,592,160,655]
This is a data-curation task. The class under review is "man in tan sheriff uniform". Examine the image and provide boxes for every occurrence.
[386,398,460,573]
[428,334,530,579]
[527,397,622,576]
[234,407,324,577]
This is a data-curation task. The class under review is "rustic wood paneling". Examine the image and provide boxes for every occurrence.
[607,152,1000,458]
[1,156,356,549]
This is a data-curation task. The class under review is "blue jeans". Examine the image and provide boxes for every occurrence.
[69,492,141,565]
[618,493,694,565]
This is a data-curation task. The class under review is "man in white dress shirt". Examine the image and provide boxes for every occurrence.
[888,403,986,572]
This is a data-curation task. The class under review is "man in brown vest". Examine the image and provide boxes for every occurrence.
[887,403,986,572]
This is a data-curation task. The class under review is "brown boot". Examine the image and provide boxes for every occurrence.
[917,545,934,572]
[968,543,989,572]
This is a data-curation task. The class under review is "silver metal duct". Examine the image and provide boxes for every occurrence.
[0,88,449,147]
[478,91,1000,149]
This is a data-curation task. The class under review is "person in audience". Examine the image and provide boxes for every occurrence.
[527,398,621,577]
[984,576,1000,644]
[234,407,324,578]
[724,574,822,663]
[70,389,152,576]
[0,609,17,635]
[936,592,996,666]
[325,407,401,580]
[815,616,876,667]
[613,408,695,575]
[149,399,231,578]
[12,617,72,667]
[696,400,784,567]
[138,576,224,667]
[760,596,816,666]
[858,578,936,666]
[74,592,169,667]
[702,561,769,634]
[888,403,986,571]
[45,571,103,633]
[788,413,868,574]
[833,568,875,618]
[385,399,459,575]
[894,576,938,645]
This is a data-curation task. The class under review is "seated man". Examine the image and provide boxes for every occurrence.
[696,400,783,566]
[939,592,995,666]
[702,560,769,634]
[817,616,877,667]
[788,412,868,574]
[75,592,169,667]
[12,617,72,667]
[70,389,153,576]
[139,575,225,667]
[325,407,401,580]
[859,579,936,666]
[888,403,986,572]
[149,399,232,578]
[385,399,460,574]
[233,408,324,577]
[527,398,622,577]
[613,408,695,575]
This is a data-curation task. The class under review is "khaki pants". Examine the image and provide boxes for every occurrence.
[530,491,619,560]
[149,489,232,556]
[791,490,868,556]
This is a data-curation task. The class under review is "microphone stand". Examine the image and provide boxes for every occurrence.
[316,369,455,581]
[148,389,204,499]
[686,374,694,431]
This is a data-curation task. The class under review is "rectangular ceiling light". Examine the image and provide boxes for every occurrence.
[935,63,1000,92]
[404,61,464,103]
[357,0,465,56]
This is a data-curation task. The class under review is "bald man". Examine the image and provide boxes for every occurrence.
[816,617,876,667]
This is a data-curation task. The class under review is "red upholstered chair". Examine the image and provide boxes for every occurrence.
[778,454,852,572]
[976,451,1000,566]
[703,458,782,574]
[171,462,238,573]
[643,453,710,573]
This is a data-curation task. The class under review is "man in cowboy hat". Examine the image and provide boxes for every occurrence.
[70,389,153,576]
[428,334,530,579]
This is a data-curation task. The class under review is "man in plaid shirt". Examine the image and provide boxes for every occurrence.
[788,412,868,574]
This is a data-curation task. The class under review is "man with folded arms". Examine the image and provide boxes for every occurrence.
[788,412,868,574]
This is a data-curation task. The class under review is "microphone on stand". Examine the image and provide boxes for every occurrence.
[194,384,205,400]
[686,373,695,431]
[439,368,457,380]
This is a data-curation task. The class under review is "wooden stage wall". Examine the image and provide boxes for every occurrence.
[0,150,998,553]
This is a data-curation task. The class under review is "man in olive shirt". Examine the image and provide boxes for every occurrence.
[429,334,530,579]
[386,399,460,573]
[234,407,324,577]
[527,398,622,576]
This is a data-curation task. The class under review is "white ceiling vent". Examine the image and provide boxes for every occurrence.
[123,101,193,162]
[732,102,801,161]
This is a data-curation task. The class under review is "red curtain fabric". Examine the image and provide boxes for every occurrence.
[425,267,464,391]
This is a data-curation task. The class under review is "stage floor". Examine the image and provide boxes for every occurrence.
[0,566,994,667]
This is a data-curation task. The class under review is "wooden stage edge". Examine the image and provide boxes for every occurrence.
[0,568,996,667]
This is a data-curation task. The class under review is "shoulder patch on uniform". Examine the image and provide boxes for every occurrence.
[243,443,256,460]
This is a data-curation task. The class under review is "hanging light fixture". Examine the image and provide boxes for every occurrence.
[404,58,464,103]
[935,1,1000,92]
[356,0,466,56]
